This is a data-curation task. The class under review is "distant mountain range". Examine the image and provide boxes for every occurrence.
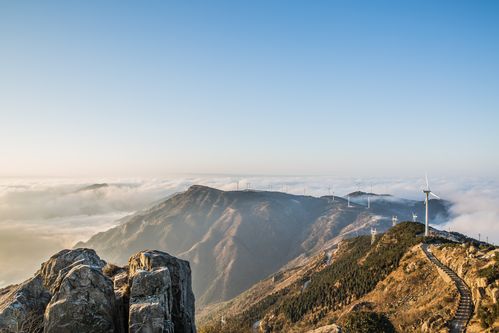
[78,185,452,306]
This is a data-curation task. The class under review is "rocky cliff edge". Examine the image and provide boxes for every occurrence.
[0,248,196,333]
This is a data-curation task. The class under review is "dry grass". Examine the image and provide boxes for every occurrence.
[102,263,123,278]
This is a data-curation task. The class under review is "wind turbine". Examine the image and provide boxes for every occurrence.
[423,174,440,237]
[392,216,398,226]
[371,227,377,245]
[348,195,352,207]
[412,212,417,222]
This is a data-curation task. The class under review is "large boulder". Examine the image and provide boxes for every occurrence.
[38,248,106,293]
[43,264,116,333]
[0,275,51,332]
[129,250,196,333]
[129,267,173,333]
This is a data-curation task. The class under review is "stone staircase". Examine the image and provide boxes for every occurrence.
[421,244,473,333]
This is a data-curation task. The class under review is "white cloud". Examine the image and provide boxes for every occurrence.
[0,175,497,287]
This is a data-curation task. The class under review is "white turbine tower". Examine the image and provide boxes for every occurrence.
[423,174,440,237]
[412,212,418,222]
[392,215,398,226]
[371,227,377,245]
[348,195,352,208]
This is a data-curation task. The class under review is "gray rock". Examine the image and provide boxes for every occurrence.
[0,275,51,333]
[1,248,195,333]
[114,270,129,291]
[129,250,196,333]
[129,268,173,333]
[38,248,106,293]
[43,264,116,333]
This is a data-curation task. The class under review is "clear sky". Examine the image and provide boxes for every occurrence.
[1,1,498,178]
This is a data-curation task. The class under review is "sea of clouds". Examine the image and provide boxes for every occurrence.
[0,176,497,287]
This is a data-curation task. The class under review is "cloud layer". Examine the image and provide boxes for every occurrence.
[0,176,497,287]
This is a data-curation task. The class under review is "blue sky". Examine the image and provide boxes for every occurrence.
[1,1,498,177]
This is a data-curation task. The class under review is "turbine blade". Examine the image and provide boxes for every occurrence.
[425,173,429,190]
[430,192,441,199]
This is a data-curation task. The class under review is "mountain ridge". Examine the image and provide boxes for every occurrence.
[78,185,452,306]
[198,223,498,333]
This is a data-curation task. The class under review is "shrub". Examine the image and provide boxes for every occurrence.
[478,303,499,328]
[102,263,123,277]
[478,263,499,284]
[343,311,396,333]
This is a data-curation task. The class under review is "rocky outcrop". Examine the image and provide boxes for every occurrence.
[306,324,341,333]
[39,248,107,293]
[129,250,196,333]
[44,264,116,332]
[0,248,196,333]
[129,267,173,333]
[0,275,51,332]
[431,244,499,332]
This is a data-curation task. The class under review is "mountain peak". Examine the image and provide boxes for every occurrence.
[77,183,109,192]
[347,191,391,197]
[187,184,222,193]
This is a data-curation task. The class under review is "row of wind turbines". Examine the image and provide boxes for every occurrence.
[235,175,440,238]
[353,174,440,238]
[368,174,439,242]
